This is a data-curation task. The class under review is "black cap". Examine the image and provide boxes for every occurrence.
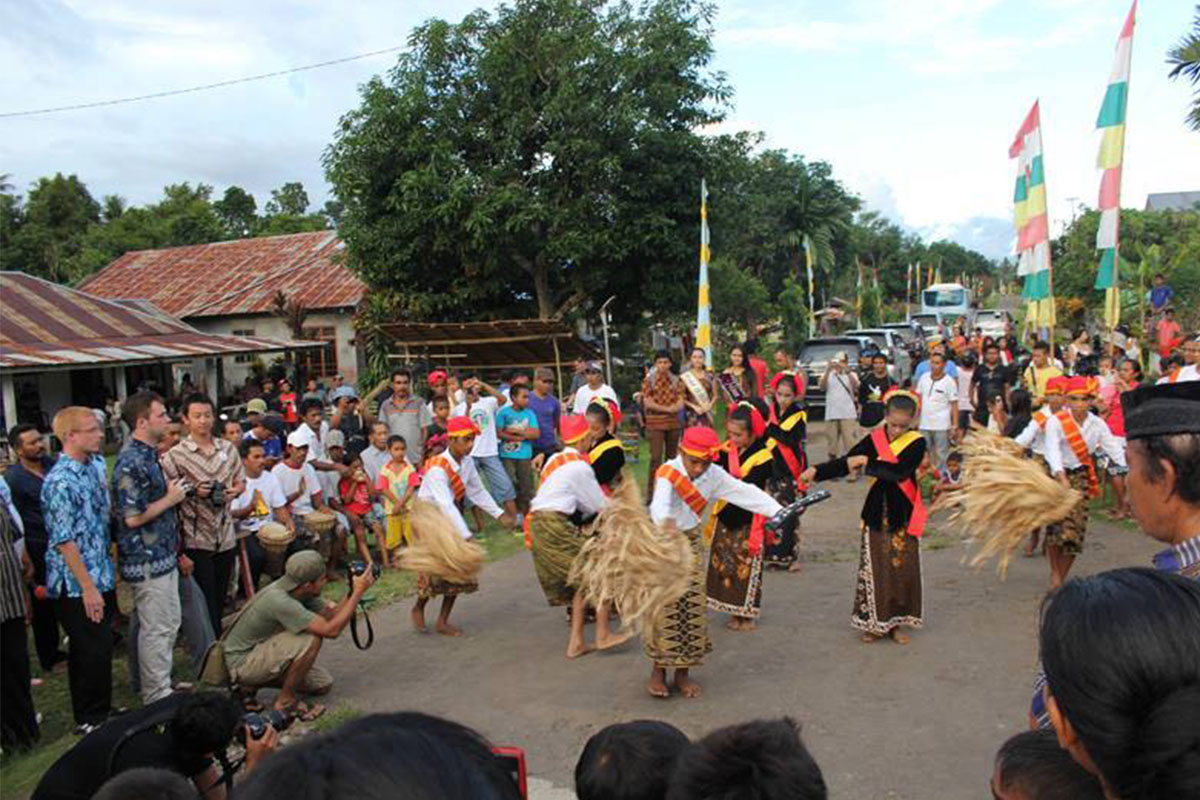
[1122,382,1200,440]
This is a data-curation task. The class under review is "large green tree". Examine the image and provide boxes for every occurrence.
[325,0,729,321]
[1168,6,1200,131]
[0,173,100,282]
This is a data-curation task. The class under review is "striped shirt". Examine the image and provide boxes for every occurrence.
[0,503,25,623]
[161,437,244,553]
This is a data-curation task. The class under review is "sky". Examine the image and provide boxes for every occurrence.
[1,0,1197,261]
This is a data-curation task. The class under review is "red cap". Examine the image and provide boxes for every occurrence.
[560,415,589,445]
[1044,376,1068,396]
[1064,376,1097,397]
[447,416,479,438]
[680,426,721,460]
[428,370,448,387]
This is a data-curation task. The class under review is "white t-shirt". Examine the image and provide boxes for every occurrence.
[572,383,619,415]
[289,421,330,464]
[956,368,975,412]
[824,370,858,421]
[454,396,502,458]
[271,461,321,516]
[231,471,288,533]
[917,373,958,431]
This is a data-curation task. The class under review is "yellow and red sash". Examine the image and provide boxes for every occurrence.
[1033,410,1049,429]
[869,428,927,537]
[1167,367,1182,384]
[426,456,465,502]
[1054,411,1101,497]
[774,409,808,486]
[656,464,707,517]
[704,445,775,547]
[524,450,591,550]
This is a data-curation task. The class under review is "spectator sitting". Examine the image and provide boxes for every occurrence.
[666,717,827,800]
[235,711,522,800]
[231,438,296,589]
[932,450,963,503]
[271,432,329,559]
[243,401,283,467]
[576,720,690,800]
[991,729,1103,800]
[32,691,278,800]
[1040,568,1200,799]
[220,551,376,721]
[219,418,243,447]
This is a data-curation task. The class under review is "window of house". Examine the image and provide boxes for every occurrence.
[232,329,256,363]
[298,326,338,378]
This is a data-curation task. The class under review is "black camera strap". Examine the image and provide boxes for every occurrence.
[350,600,374,650]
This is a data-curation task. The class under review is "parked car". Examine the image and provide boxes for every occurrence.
[796,336,867,414]
[846,328,913,384]
[974,309,1012,338]
[909,313,942,339]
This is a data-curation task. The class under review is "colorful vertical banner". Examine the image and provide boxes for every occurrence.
[1010,99,1055,331]
[803,234,816,337]
[906,263,913,311]
[696,179,712,367]
[855,258,864,319]
[1094,1,1136,329]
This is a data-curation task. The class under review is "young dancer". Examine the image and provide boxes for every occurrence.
[764,373,807,571]
[1014,376,1067,556]
[585,399,625,492]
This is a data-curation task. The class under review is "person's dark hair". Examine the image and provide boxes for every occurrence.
[666,717,826,800]
[1115,357,1142,381]
[985,340,998,353]
[391,369,412,382]
[387,435,407,448]
[509,384,529,399]
[960,351,977,368]
[299,398,324,416]
[576,720,690,800]
[432,395,450,407]
[1033,340,1050,353]
[8,422,40,448]
[235,712,521,800]
[886,393,917,417]
[1040,568,1200,800]
[773,374,797,395]
[93,767,197,800]
[1003,389,1033,439]
[586,402,612,427]
[946,450,962,465]
[170,692,242,758]
[742,338,759,356]
[871,352,887,363]
[728,405,756,435]
[654,349,672,363]
[180,392,213,418]
[995,730,1104,800]
[239,438,264,459]
[121,391,164,431]
[1154,272,1165,280]
[1129,433,1200,505]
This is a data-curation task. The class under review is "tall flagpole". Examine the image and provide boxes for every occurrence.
[804,235,816,338]
[696,179,713,367]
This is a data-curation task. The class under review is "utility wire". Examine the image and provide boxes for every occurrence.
[0,44,404,119]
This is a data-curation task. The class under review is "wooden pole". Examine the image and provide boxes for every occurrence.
[552,337,564,400]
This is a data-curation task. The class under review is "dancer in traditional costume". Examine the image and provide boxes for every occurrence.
[528,416,630,657]
[1014,376,1067,556]
[410,416,514,635]
[764,372,808,571]
[705,402,775,631]
[585,398,626,492]
[1038,376,1127,588]
[800,390,926,645]
[646,426,781,698]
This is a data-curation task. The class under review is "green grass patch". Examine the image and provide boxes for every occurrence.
[308,703,364,735]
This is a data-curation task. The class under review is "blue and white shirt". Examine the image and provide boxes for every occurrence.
[42,454,113,598]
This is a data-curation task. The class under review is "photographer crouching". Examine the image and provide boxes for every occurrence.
[32,691,280,800]
[216,550,376,721]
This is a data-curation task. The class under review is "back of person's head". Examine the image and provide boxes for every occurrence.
[236,712,521,800]
[666,717,826,800]
[575,720,690,800]
[1040,568,1200,800]
[93,767,197,800]
[170,692,242,758]
[994,730,1104,799]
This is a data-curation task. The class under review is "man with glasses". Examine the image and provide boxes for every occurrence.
[527,368,562,462]
[41,407,115,733]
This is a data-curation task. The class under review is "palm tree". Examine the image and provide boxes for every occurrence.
[0,173,13,194]
[1167,6,1200,131]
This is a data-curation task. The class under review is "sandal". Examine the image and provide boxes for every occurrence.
[237,690,264,713]
[280,700,326,722]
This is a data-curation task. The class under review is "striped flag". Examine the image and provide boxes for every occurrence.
[855,258,864,318]
[1010,99,1055,330]
[1094,1,1136,329]
[696,179,712,367]
[803,234,816,337]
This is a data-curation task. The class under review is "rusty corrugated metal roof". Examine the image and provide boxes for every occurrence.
[0,272,319,371]
[78,230,366,318]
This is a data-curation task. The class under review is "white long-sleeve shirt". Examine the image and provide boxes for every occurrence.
[1015,413,1053,456]
[417,452,503,539]
[1041,412,1128,476]
[528,449,608,516]
[649,456,781,530]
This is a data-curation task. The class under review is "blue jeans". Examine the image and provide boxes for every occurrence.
[472,454,516,505]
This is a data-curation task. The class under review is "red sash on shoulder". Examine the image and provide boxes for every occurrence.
[656,464,708,517]
[524,450,590,550]
[869,428,927,538]
[1033,410,1049,429]
[427,456,465,502]
[1055,411,1100,498]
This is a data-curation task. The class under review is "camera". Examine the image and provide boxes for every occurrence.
[183,480,227,508]
[347,560,382,581]
[239,708,293,742]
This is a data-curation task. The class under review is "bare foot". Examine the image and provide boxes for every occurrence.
[861,632,882,644]
[647,668,670,698]
[889,628,910,645]
[726,617,756,631]
[673,670,703,699]
[436,621,463,637]
[595,631,634,651]
[410,606,428,633]
[566,640,594,659]
[787,562,803,573]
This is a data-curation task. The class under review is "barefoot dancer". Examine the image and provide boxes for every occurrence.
[646,426,781,698]
[528,416,627,658]
[764,373,808,572]
[411,416,514,635]
[800,390,926,645]
[1014,377,1067,556]
[705,402,775,632]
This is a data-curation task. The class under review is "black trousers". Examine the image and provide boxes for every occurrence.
[56,593,115,726]
[26,538,65,671]
[185,548,236,635]
[1,617,39,750]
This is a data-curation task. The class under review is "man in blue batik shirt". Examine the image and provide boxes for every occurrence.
[112,392,188,704]
[41,407,115,733]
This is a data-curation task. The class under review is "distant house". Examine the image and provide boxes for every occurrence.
[80,231,367,391]
[1145,191,1200,212]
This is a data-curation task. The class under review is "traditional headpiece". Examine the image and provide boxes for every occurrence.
[1044,376,1068,396]
[734,400,767,439]
[1063,376,1096,397]
[447,416,479,438]
[560,415,589,446]
[882,387,921,413]
[680,426,721,461]
[1122,382,1200,440]
[588,397,622,427]
[428,370,448,387]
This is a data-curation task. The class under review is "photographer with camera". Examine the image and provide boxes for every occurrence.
[220,550,376,721]
[32,691,280,800]
[162,393,246,634]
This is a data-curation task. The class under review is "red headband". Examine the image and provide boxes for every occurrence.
[680,426,721,460]
[560,415,589,445]
[735,400,767,439]
[447,416,479,438]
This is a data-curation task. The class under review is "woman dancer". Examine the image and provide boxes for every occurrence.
[764,373,807,571]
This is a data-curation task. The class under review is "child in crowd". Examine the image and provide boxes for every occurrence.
[932,450,963,503]
[991,730,1103,800]
[495,383,539,516]
[377,435,419,568]
[575,720,691,800]
[426,396,451,441]
[338,452,376,567]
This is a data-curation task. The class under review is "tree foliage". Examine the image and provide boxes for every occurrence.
[1167,6,1200,131]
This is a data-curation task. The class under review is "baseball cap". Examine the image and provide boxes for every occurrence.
[245,398,268,414]
[329,385,358,403]
[277,551,326,591]
[584,361,603,373]
[325,429,346,449]
[286,429,311,449]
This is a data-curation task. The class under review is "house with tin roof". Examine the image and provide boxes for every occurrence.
[79,231,368,390]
